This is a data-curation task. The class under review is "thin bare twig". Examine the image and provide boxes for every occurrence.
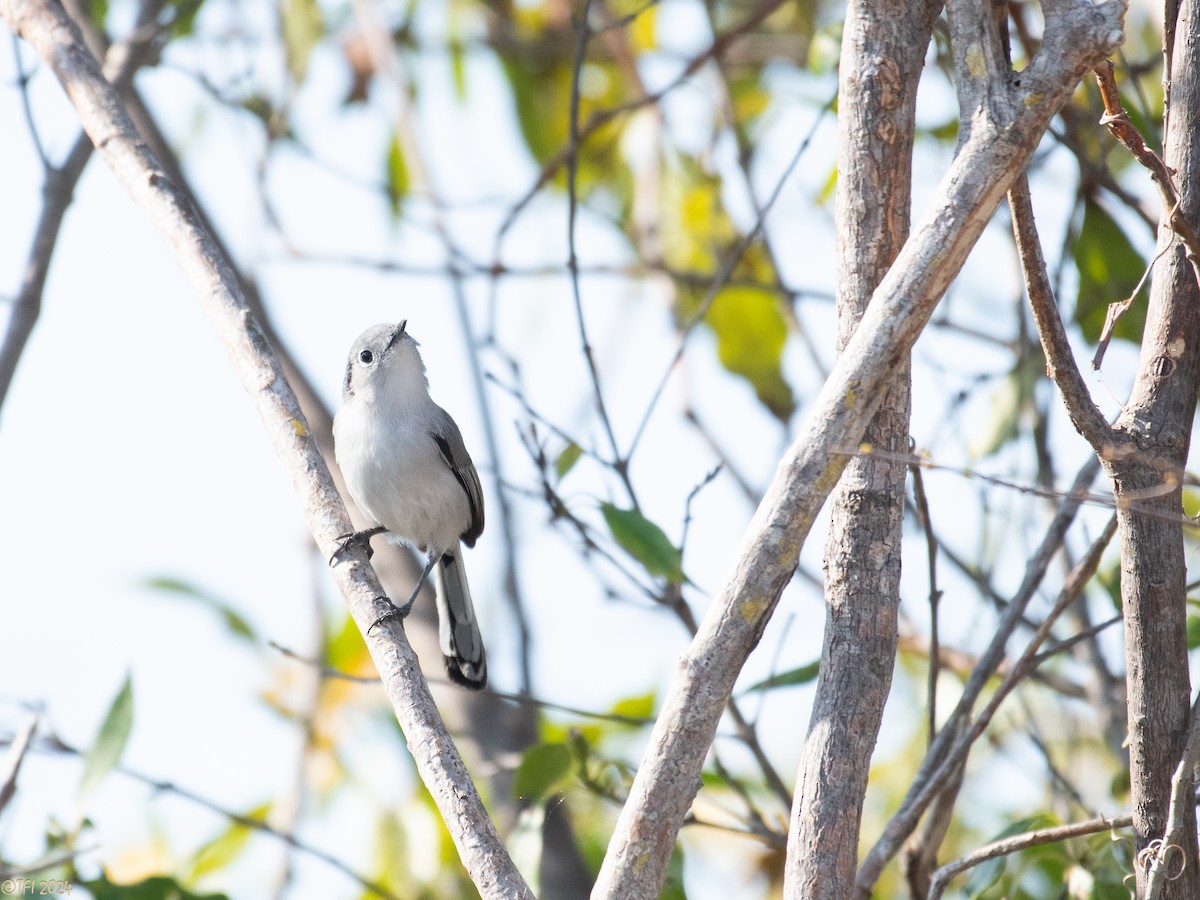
[1092,61,1200,367]
[626,88,837,458]
[928,811,1136,899]
[19,729,402,900]
[858,459,1105,885]
[270,641,660,726]
[1094,61,1200,256]
[490,0,789,251]
[0,714,37,816]
[564,0,633,504]
[11,30,48,166]
[1008,176,1118,447]
[910,461,943,745]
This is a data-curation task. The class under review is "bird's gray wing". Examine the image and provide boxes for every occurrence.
[429,405,485,546]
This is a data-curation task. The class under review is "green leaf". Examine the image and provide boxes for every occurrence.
[500,52,566,166]
[166,0,206,38]
[513,743,573,800]
[281,0,324,85]
[661,842,687,900]
[385,133,410,218]
[1073,198,1149,345]
[600,503,686,583]
[1187,610,1200,650]
[1184,489,1200,545]
[85,874,229,900]
[1096,561,1122,611]
[508,805,545,896]
[742,659,821,693]
[145,576,256,642]
[186,803,271,881]
[921,118,960,142]
[554,443,583,482]
[77,674,134,811]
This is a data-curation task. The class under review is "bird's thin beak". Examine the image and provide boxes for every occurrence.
[385,320,407,353]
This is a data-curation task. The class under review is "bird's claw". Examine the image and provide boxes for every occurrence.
[367,596,414,635]
[366,592,418,636]
[329,526,386,566]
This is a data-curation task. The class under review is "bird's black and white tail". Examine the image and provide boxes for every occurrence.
[437,545,487,689]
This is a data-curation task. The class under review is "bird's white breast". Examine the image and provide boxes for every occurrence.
[334,398,470,555]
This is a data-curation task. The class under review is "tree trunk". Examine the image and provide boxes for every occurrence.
[1106,0,1200,892]
[784,0,936,895]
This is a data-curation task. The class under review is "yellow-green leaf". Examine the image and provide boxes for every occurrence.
[450,39,467,100]
[1188,610,1200,649]
[186,803,271,881]
[609,691,655,720]
[281,0,324,86]
[629,3,657,50]
[386,133,410,218]
[706,286,795,421]
[324,610,370,675]
[554,443,583,482]
[816,163,838,207]
[77,673,134,811]
[145,576,256,642]
[385,133,409,218]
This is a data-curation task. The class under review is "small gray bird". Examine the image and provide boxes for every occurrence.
[332,320,487,689]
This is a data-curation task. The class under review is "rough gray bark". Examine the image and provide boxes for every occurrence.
[783,0,936,893]
[0,3,532,896]
[591,0,1126,893]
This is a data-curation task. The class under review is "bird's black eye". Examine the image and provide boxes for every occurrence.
[359,349,374,364]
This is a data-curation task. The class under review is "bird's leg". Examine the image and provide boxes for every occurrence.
[368,555,438,634]
[329,525,387,565]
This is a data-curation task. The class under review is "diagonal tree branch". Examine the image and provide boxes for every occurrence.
[0,3,530,896]
[591,0,1128,893]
